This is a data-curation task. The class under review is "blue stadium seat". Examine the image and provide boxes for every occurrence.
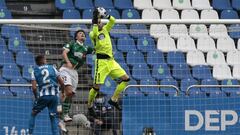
[0,8,12,19]
[212,0,232,10]
[110,24,129,38]
[180,78,200,93]
[232,0,240,11]
[130,24,149,38]
[132,64,151,80]
[69,24,88,37]
[0,77,10,96]
[63,9,81,19]
[0,50,15,67]
[117,36,136,52]
[82,9,93,19]
[221,79,240,93]
[229,24,240,39]
[152,63,172,81]
[107,9,120,19]
[75,0,94,10]
[85,37,94,48]
[16,51,35,67]
[146,50,165,66]
[94,0,114,9]
[122,9,140,19]
[124,79,139,94]
[55,0,74,10]
[220,9,239,19]
[137,37,155,53]
[86,54,96,67]
[114,0,133,9]
[167,51,186,66]
[172,64,192,80]
[10,77,31,96]
[1,25,21,38]
[22,65,35,81]
[126,51,146,66]
[119,63,130,76]
[160,78,178,95]
[0,38,7,51]
[100,77,117,95]
[2,63,22,81]
[0,0,7,9]
[140,78,160,94]
[201,78,221,94]
[114,51,125,64]
[192,65,212,80]
[8,36,28,53]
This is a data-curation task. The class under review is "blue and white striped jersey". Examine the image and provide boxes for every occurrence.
[31,64,60,97]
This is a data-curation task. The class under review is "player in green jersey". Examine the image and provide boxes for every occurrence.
[88,7,130,117]
[59,29,94,132]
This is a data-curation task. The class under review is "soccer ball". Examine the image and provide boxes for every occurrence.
[72,114,91,128]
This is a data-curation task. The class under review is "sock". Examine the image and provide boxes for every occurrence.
[28,113,36,134]
[50,113,59,135]
[61,97,71,119]
[88,88,98,108]
[112,81,128,102]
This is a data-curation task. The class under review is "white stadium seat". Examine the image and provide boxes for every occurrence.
[192,0,212,10]
[172,0,192,10]
[197,36,216,52]
[157,36,176,52]
[161,9,179,19]
[177,36,196,52]
[227,50,240,66]
[134,0,153,10]
[217,37,236,53]
[153,0,172,10]
[213,65,233,80]
[207,50,226,66]
[181,9,199,19]
[169,24,188,39]
[142,9,160,19]
[209,24,228,39]
[189,24,208,39]
[201,9,219,19]
[150,24,168,38]
[233,65,240,80]
[187,50,206,66]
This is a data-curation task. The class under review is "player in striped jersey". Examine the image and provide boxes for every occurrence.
[28,55,64,135]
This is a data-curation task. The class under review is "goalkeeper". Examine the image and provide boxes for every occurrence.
[88,7,130,117]
[59,29,94,132]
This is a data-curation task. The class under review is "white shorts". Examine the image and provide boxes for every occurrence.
[59,67,78,93]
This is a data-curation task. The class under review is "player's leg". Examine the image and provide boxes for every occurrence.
[48,95,60,135]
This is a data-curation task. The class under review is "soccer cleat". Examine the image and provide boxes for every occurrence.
[88,107,97,118]
[63,114,72,122]
[108,99,122,111]
[59,121,68,133]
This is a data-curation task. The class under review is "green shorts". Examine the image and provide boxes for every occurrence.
[94,59,126,84]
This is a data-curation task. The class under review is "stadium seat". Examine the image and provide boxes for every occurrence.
[172,0,192,10]
[206,50,226,66]
[8,36,28,53]
[152,63,172,80]
[180,78,199,93]
[75,0,94,10]
[167,51,186,66]
[157,36,176,52]
[10,77,31,96]
[200,9,219,19]
[192,0,212,10]
[114,51,125,64]
[160,78,178,95]
[220,9,239,19]
[95,0,114,9]
[197,36,216,53]
[201,78,221,94]
[2,63,22,81]
[212,0,232,10]
[213,65,233,80]
[100,77,117,95]
[122,9,140,19]
[133,0,153,10]
[150,24,168,38]
[55,0,74,10]
[0,8,12,19]
[63,9,81,19]
[233,65,240,80]
[209,24,229,39]
[130,24,149,38]
[110,24,129,38]
[153,0,172,10]
[16,51,35,67]
[0,38,7,51]
[117,36,136,52]
[192,65,212,80]
[114,0,133,9]
[221,79,240,94]
[1,25,21,38]
[161,9,179,19]
[176,36,196,52]
[85,37,94,48]
[137,37,155,53]
[232,0,240,11]
[189,24,208,39]
[169,24,188,39]
[172,64,192,80]
[187,50,206,66]
[227,50,240,66]
[82,9,93,19]
[107,9,120,19]
[86,54,96,67]
[0,0,6,9]
[216,37,236,53]
[142,9,160,19]
[181,9,199,19]
[140,78,159,94]
[119,63,131,76]
[0,50,15,67]
[124,79,139,94]
[132,64,151,80]
[69,24,88,38]
[22,65,35,81]
[126,51,145,66]
[0,77,10,96]
[229,24,240,39]
[146,50,165,66]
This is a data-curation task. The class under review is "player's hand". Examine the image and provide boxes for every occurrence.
[92,8,99,24]
[97,7,110,19]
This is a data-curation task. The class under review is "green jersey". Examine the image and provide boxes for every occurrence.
[89,16,115,58]
[62,40,94,69]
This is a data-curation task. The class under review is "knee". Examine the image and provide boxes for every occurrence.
[93,84,100,91]
[31,111,38,116]
[121,75,130,82]
[65,85,74,97]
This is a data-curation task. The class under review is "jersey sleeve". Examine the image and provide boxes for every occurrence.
[104,16,115,32]
[63,41,72,52]
[31,71,36,81]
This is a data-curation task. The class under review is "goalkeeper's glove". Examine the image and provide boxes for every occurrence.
[92,8,99,24]
[97,7,110,19]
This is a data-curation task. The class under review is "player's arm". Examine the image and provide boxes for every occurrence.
[62,43,73,68]
[105,16,115,32]
[54,67,65,92]
[31,72,38,99]
[92,8,99,38]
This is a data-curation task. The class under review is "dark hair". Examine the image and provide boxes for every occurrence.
[35,55,45,66]
[74,29,86,40]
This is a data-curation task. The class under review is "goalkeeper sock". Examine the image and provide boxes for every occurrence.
[112,81,128,102]
[61,97,71,119]
[88,88,99,108]
[28,113,36,134]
